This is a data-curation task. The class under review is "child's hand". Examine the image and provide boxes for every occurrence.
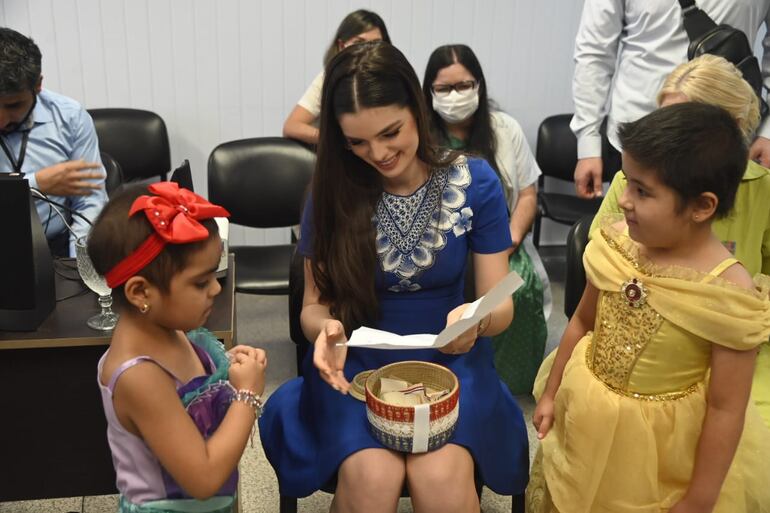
[227,345,260,360]
[228,347,267,396]
[439,303,479,355]
[313,320,350,394]
[533,395,555,440]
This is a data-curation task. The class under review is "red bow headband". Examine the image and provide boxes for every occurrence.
[105,182,230,288]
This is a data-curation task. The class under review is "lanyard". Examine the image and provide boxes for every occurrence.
[0,131,30,174]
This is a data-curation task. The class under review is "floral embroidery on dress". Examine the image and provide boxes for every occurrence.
[450,207,473,236]
[375,157,472,292]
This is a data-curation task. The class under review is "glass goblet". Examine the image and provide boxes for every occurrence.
[75,236,119,330]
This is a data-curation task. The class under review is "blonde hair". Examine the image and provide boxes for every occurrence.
[657,54,760,141]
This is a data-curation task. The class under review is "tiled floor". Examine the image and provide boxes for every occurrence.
[0,247,567,513]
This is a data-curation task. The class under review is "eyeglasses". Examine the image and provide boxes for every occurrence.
[431,80,478,97]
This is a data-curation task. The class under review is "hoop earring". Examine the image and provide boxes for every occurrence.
[140,303,150,314]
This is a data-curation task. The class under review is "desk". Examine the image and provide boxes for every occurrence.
[0,255,235,501]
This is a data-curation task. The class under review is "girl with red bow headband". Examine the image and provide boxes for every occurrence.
[88,183,267,513]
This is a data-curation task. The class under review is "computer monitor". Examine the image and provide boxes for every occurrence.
[0,174,55,331]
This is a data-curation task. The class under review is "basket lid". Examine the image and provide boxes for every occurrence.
[350,369,372,402]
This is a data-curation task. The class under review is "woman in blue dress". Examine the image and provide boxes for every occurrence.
[259,41,529,513]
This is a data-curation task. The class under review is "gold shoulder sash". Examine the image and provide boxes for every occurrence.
[583,216,770,351]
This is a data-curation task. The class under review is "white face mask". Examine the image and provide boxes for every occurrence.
[432,90,479,124]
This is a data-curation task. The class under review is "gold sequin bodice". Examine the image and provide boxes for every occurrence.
[580,219,770,400]
[587,289,711,399]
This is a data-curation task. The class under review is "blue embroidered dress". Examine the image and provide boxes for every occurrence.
[259,157,530,497]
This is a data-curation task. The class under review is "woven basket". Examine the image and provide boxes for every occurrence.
[365,361,459,453]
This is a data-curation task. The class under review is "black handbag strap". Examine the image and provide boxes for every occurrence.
[677,0,718,41]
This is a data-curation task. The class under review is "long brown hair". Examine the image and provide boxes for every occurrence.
[312,41,455,331]
[422,45,500,175]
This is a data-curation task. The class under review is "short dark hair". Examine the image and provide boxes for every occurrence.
[87,185,218,308]
[618,102,747,218]
[323,9,391,66]
[0,28,42,95]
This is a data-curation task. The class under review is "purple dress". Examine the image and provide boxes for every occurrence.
[259,157,530,497]
[97,328,237,513]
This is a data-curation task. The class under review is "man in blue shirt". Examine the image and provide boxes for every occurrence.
[0,27,107,257]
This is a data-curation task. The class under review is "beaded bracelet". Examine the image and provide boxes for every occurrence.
[233,389,264,418]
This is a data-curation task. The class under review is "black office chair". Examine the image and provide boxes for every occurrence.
[288,248,310,372]
[532,114,604,247]
[100,151,124,197]
[564,214,594,319]
[208,137,314,295]
[170,159,194,191]
[89,108,171,183]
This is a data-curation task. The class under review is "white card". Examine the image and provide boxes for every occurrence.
[345,270,524,350]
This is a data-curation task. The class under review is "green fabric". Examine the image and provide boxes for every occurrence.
[492,247,548,395]
[447,134,466,150]
[180,328,231,406]
[119,495,234,513]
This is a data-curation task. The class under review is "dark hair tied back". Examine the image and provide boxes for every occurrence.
[323,9,391,66]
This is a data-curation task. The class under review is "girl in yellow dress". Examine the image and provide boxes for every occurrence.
[527,102,770,513]
[589,55,770,429]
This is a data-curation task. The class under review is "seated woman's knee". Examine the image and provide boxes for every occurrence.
[338,449,405,490]
[405,445,474,488]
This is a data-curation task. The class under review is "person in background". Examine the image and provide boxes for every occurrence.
[423,44,550,395]
[261,42,529,512]
[0,27,107,257]
[282,9,390,146]
[589,54,770,428]
[570,0,770,199]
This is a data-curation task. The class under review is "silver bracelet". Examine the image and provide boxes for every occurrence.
[233,389,264,418]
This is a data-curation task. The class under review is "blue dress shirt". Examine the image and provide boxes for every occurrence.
[0,89,107,256]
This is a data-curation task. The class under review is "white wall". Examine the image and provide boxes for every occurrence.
[1,0,583,245]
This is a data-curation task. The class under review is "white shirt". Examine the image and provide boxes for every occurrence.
[571,0,770,158]
[297,70,324,117]
[491,110,541,212]
[490,110,551,319]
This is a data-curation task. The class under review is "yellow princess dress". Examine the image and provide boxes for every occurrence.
[527,220,770,513]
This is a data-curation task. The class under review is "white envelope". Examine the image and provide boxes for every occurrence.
[346,270,524,349]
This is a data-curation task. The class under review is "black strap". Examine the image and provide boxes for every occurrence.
[677,0,718,41]
[0,131,30,174]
